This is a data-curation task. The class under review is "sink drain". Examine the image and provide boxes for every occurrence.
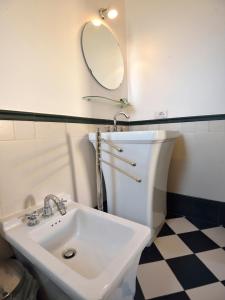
[62,248,76,259]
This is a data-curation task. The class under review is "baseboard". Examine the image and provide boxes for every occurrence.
[167,192,225,226]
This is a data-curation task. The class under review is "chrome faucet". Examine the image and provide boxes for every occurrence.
[113,112,129,131]
[43,194,67,217]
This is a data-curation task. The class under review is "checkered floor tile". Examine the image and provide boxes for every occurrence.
[135,217,225,300]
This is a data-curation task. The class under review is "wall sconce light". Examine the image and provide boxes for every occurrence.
[99,8,118,20]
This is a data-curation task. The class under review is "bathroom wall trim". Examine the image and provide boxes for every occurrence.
[167,192,225,226]
[0,109,127,125]
[130,113,225,125]
[1,110,225,125]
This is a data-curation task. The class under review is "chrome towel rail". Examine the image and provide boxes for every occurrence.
[95,130,142,210]
[100,159,142,183]
[101,138,123,152]
[102,149,136,167]
[96,129,104,211]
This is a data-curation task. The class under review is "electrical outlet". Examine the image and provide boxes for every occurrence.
[154,110,168,119]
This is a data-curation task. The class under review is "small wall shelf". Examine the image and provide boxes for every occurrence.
[82,96,131,108]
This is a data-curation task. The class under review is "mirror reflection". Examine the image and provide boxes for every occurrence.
[81,22,124,90]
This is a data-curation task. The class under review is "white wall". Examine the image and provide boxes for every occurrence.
[0,0,127,119]
[126,0,225,120]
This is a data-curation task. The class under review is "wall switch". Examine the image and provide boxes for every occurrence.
[154,110,168,119]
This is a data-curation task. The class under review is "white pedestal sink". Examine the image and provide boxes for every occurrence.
[89,130,179,244]
[1,201,150,300]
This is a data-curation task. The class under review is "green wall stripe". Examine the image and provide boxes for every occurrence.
[0,110,127,125]
[130,113,225,125]
[0,110,225,125]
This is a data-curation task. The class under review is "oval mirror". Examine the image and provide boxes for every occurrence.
[81,22,124,90]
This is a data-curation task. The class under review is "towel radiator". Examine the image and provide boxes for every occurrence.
[95,129,142,211]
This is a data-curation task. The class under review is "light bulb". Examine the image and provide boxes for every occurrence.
[107,9,118,19]
[92,18,102,27]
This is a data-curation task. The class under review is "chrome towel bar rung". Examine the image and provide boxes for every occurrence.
[101,138,123,152]
[102,149,136,167]
[100,159,142,183]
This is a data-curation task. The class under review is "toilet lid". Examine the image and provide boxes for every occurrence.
[0,259,24,297]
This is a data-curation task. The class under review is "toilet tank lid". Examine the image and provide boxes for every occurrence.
[88,130,180,143]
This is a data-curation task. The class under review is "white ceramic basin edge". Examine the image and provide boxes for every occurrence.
[89,130,180,143]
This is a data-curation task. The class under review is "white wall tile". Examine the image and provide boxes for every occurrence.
[0,138,74,217]
[98,125,111,132]
[195,121,209,133]
[181,122,196,133]
[88,124,97,133]
[89,124,128,133]
[159,124,166,130]
[88,124,112,133]
[148,124,159,130]
[66,123,89,137]
[128,126,136,131]
[120,126,129,131]
[0,121,14,140]
[35,122,66,139]
[208,120,225,132]
[129,125,149,131]
[168,131,225,202]
[14,121,35,140]
[159,123,182,131]
[166,123,182,131]
[68,136,97,208]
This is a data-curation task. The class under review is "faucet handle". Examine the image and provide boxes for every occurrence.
[59,198,67,207]
[58,199,67,215]
[25,212,40,226]
[60,198,67,202]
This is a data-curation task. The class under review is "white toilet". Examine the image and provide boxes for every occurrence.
[89,130,179,243]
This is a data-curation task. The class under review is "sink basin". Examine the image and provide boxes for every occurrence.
[31,208,134,279]
[1,201,150,300]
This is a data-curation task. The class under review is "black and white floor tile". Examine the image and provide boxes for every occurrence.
[135,217,225,300]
